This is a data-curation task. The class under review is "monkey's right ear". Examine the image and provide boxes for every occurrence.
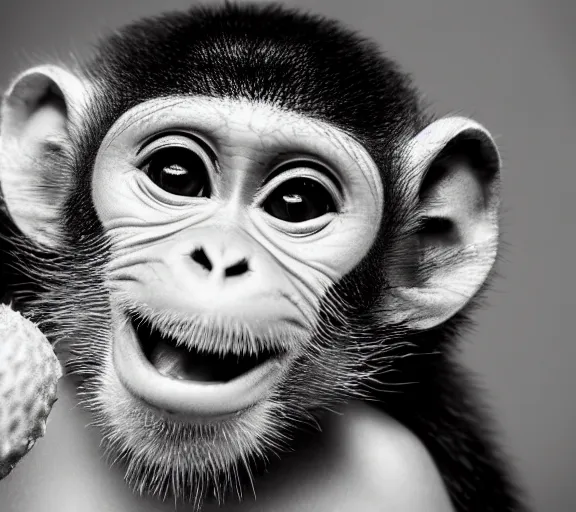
[0,65,87,247]
[385,117,501,331]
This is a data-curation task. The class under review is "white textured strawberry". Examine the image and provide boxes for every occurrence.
[0,304,62,479]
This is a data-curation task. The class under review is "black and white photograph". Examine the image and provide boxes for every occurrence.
[0,1,574,511]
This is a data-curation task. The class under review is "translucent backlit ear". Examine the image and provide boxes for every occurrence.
[0,65,87,247]
[389,117,501,330]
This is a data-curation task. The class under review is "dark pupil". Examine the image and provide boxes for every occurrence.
[145,147,208,197]
[263,178,335,223]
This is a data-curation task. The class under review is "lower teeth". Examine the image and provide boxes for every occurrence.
[150,341,216,382]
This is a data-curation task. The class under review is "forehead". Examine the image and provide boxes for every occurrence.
[104,96,353,143]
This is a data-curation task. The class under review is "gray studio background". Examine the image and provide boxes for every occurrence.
[0,1,574,511]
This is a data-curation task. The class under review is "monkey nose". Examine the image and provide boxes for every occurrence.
[190,247,250,279]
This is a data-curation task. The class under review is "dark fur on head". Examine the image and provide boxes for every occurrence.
[0,3,526,511]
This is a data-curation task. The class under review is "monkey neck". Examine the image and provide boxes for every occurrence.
[0,377,446,512]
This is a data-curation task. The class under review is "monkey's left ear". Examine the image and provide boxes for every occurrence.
[388,117,501,330]
[0,65,87,247]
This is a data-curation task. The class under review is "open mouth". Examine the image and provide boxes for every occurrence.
[112,309,290,418]
[132,313,284,383]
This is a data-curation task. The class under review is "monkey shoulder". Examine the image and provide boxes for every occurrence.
[239,401,455,512]
[317,400,455,512]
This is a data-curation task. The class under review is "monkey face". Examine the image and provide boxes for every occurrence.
[86,96,383,497]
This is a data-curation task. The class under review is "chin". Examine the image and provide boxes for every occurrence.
[94,374,283,504]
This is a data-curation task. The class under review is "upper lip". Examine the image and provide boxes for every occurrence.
[129,309,289,357]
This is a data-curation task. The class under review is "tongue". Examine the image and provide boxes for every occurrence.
[149,340,220,382]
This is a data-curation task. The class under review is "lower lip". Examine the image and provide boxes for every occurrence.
[112,311,287,418]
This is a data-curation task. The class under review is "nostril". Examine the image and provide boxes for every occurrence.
[191,248,213,272]
[225,259,249,278]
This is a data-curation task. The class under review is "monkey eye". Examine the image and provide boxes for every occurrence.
[141,147,210,197]
[263,178,336,223]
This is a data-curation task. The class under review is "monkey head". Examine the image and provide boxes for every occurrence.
[0,3,500,506]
